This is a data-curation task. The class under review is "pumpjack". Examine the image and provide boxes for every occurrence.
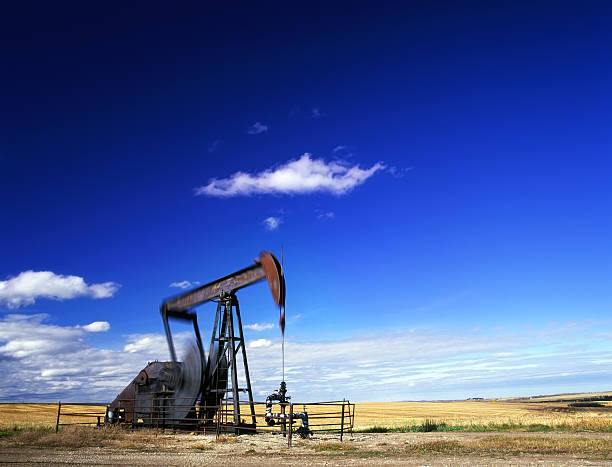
[106,251,285,432]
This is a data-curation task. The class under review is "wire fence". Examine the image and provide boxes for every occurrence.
[55,398,355,446]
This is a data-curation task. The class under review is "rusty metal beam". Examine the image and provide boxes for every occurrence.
[163,251,284,312]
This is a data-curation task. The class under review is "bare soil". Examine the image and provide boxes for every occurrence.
[2,431,612,466]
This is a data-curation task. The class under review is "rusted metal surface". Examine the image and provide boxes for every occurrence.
[164,251,284,312]
[259,252,285,308]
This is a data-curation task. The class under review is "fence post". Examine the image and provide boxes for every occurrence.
[55,401,62,433]
[340,399,345,442]
[288,403,293,448]
[215,402,220,439]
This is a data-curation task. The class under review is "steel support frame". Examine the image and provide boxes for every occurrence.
[210,293,256,429]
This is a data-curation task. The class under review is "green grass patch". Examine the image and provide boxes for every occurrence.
[0,425,54,438]
[357,420,612,433]
[569,402,605,407]
[357,450,386,458]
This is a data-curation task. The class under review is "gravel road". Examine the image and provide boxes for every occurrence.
[1,431,611,466]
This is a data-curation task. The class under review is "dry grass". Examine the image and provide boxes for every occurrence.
[192,442,213,451]
[408,436,612,458]
[5,425,120,448]
[213,434,238,444]
[313,441,357,452]
[0,425,172,450]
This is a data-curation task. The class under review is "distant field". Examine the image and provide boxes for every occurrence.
[2,391,611,432]
[501,391,612,402]
[0,403,106,430]
[352,400,612,430]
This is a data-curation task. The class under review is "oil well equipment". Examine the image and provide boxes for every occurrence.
[106,251,288,433]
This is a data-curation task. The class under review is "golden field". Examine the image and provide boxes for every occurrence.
[351,399,612,430]
[1,393,611,432]
[0,403,106,430]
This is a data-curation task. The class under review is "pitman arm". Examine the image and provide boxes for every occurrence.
[162,251,285,312]
[160,251,285,364]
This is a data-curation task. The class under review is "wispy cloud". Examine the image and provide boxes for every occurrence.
[263,216,282,231]
[169,280,200,290]
[195,153,385,197]
[333,145,346,153]
[289,106,323,118]
[122,333,191,354]
[388,166,413,178]
[0,271,119,309]
[208,140,221,153]
[316,210,334,220]
[0,313,611,402]
[245,325,612,402]
[0,314,193,402]
[0,314,109,359]
[247,122,268,135]
[244,322,275,332]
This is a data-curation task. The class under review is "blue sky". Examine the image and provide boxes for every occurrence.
[1,2,611,402]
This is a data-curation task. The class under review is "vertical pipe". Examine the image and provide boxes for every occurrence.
[215,400,220,439]
[55,401,61,433]
[281,402,286,437]
[288,403,293,447]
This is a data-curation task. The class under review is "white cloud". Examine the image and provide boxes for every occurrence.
[0,271,119,308]
[311,107,322,118]
[41,368,83,378]
[263,216,282,231]
[333,145,346,153]
[242,324,612,402]
[247,122,268,135]
[169,280,199,289]
[316,210,334,220]
[122,332,193,355]
[244,322,275,332]
[0,314,98,358]
[195,153,386,197]
[1,313,610,404]
[0,314,196,402]
[249,338,272,348]
[81,321,110,333]
[123,335,161,353]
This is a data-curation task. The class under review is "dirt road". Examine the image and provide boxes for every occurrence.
[2,431,611,466]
